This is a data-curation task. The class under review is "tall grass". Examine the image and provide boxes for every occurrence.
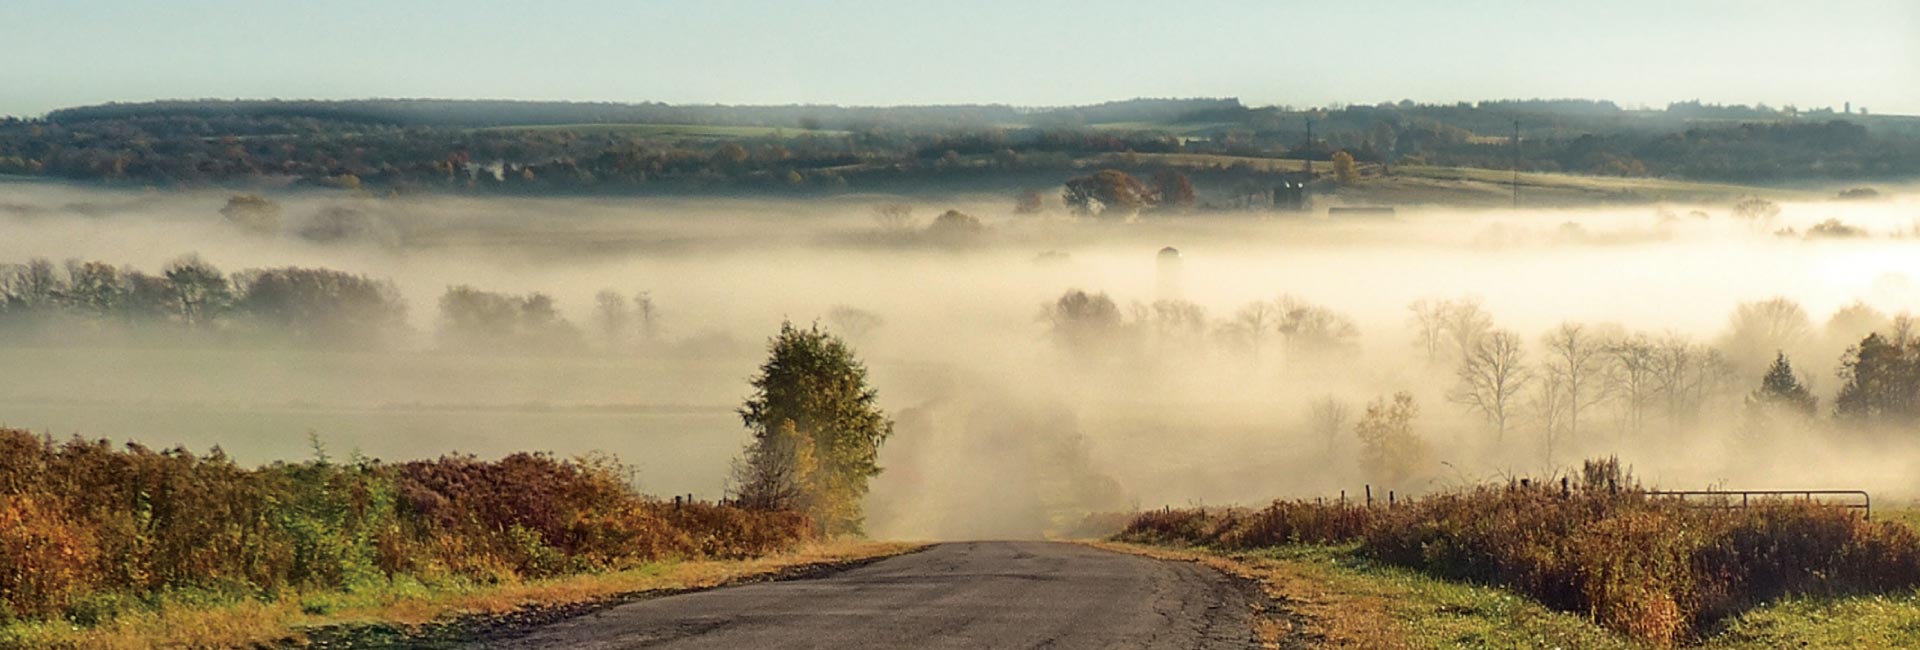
[1116,460,1920,647]
[0,428,809,627]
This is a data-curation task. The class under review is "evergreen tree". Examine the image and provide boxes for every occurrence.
[1750,352,1816,416]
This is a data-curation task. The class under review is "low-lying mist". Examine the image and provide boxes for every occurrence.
[4,179,1920,539]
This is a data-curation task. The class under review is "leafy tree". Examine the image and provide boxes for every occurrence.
[1150,170,1195,209]
[925,209,986,243]
[1063,169,1152,217]
[162,256,233,328]
[1331,150,1359,185]
[1834,330,1920,424]
[219,194,282,235]
[1014,189,1045,214]
[1043,289,1125,361]
[1750,352,1817,417]
[734,322,893,535]
[872,203,914,232]
[593,290,632,351]
[1356,391,1427,489]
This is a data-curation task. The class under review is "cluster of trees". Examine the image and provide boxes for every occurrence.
[0,257,404,348]
[0,256,680,355]
[1041,288,1920,484]
[6,97,1915,193]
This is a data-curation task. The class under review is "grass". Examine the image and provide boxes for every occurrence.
[1094,541,1632,649]
[0,540,920,650]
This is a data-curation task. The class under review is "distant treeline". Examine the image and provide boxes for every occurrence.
[2,98,1916,192]
[0,256,668,354]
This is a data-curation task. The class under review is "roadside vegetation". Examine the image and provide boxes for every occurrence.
[1114,459,1920,648]
[0,321,901,649]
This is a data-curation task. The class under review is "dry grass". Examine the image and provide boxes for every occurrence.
[1115,468,1920,648]
[0,540,920,650]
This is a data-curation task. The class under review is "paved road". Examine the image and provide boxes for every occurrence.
[480,541,1259,649]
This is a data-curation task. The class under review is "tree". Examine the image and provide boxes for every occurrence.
[1331,150,1359,185]
[1451,330,1530,440]
[1750,352,1817,417]
[1063,169,1152,217]
[1275,295,1360,362]
[219,194,282,236]
[1355,392,1427,488]
[1604,334,1660,436]
[1732,196,1781,222]
[1043,289,1125,361]
[162,256,232,328]
[1308,396,1351,455]
[1408,299,1449,366]
[1834,330,1920,425]
[925,209,986,243]
[731,419,821,514]
[1542,323,1604,443]
[593,290,632,351]
[1014,189,1045,214]
[733,322,893,535]
[1720,297,1812,376]
[1150,170,1195,209]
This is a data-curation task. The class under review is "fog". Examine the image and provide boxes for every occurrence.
[4,178,1920,539]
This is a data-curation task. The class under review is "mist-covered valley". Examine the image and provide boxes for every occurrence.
[5,179,1920,540]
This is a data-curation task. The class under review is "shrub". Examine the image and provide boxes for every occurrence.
[0,428,814,626]
[1115,467,1920,647]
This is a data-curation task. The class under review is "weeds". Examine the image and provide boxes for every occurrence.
[0,428,811,630]
[1116,459,1920,647]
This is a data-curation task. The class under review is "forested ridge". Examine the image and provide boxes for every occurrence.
[3,97,1917,193]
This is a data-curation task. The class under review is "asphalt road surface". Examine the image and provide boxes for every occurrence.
[479,541,1260,649]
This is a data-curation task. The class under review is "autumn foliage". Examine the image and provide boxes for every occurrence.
[1116,462,1920,647]
[0,429,809,624]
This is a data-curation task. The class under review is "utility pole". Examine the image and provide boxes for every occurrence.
[1511,118,1521,209]
[1304,116,1314,179]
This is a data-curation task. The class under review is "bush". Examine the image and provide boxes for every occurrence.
[1115,467,1920,647]
[0,428,814,626]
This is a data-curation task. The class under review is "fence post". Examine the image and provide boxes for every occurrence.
[1366,484,1372,507]
[1561,477,1570,498]
[674,495,682,510]
[1389,491,1396,507]
[1340,490,1347,507]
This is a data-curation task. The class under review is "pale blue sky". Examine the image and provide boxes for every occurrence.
[2,0,1915,117]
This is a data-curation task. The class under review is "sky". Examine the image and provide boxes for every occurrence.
[2,0,1916,117]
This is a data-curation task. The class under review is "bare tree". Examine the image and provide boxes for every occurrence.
[1408,298,1448,366]
[1308,396,1352,455]
[1719,297,1812,376]
[1441,297,1494,362]
[1451,329,1530,441]
[1542,323,1605,443]
[594,290,632,351]
[1604,334,1660,436]
[827,305,884,340]
[1529,372,1569,465]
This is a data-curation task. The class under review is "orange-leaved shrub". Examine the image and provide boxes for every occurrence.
[1115,463,1920,647]
[0,428,811,625]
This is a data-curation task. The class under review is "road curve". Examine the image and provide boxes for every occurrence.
[478,541,1259,649]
